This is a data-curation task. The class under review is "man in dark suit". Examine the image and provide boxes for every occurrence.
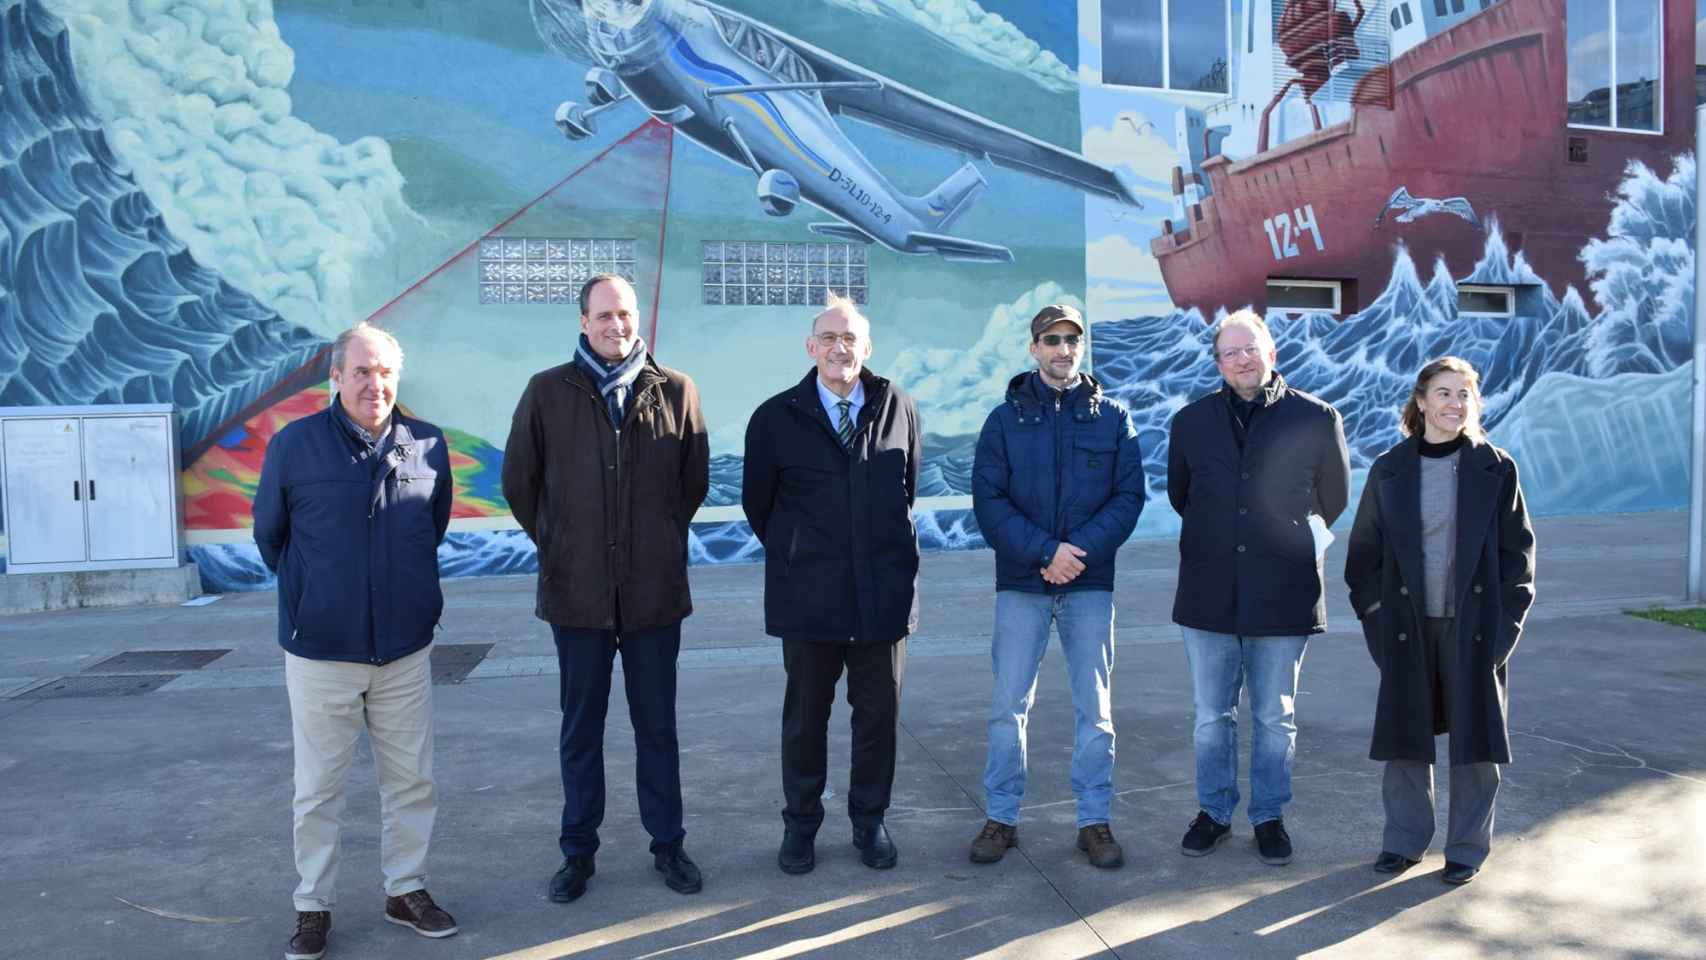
[742,293,922,875]
[502,274,711,904]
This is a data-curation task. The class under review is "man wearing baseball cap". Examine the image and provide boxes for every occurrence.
[966,303,1146,868]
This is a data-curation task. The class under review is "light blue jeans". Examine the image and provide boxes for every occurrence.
[1180,627,1309,827]
[983,590,1116,828]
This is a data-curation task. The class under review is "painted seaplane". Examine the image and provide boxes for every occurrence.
[532,0,1141,263]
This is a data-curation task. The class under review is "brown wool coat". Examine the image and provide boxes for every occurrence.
[501,357,710,631]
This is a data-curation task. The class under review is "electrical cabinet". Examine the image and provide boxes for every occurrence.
[0,405,182,573]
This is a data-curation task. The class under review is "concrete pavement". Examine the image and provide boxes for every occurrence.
[1,511,1703,958]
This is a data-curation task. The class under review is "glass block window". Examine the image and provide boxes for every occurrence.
[479,238,637,306]
[702,240,868,307]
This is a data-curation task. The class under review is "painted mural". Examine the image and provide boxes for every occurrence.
[0,0,1699,590]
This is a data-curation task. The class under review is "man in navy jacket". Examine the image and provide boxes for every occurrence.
[967,303,1145,870]
[254,323,457,960]
[1166,310,1350,868]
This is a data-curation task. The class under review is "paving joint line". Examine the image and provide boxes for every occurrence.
[895,715,1123,960]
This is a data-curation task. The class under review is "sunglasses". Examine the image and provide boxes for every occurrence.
[1037,334,1082,347]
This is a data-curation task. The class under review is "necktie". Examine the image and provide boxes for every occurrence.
[836,399,854,449]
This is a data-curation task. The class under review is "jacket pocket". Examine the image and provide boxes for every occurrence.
[1361,614,1382,668]
[1073,436,1118,506]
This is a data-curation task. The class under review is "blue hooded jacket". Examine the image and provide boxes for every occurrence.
[972,371,1146,593]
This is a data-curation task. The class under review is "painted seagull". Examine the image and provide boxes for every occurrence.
[1374,187,1482,228]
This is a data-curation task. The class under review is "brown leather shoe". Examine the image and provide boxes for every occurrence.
[1076,823,1125,869]
[285,911,329,960]
[384,889,459,939]
[968,819,1018,863]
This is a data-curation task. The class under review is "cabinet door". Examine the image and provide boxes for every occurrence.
[2,418,88,564]
[83,416,177,562]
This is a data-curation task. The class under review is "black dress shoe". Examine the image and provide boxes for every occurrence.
[655,845,704,894]
[778,829,816,875]
[548,854,595,903]
[1373,851,1420,874]
[852,822,897,870]
[1442,861,1479,885]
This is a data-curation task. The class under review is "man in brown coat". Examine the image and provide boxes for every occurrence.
[501,274,710,905]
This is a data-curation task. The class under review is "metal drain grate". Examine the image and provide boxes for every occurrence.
[431,644,494,685]
[84,649,232,673]
[17,674,181,699]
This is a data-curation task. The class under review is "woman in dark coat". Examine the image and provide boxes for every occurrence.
[1344,356,1535,886]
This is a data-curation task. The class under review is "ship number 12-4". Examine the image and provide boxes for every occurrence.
[1262,205,1324,261]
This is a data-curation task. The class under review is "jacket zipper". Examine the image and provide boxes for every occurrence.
[1052,390,1066,591]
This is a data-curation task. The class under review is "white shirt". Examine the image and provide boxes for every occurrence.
[816,375,865,434]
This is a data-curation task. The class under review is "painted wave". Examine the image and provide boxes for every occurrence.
[0,0,325,460]
[192,507,988,592]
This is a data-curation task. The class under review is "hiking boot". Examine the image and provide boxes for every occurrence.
[285,910,329,960]
[968,819,1018,864]
[384,890,459,939]
[1076,823,1125,869]
[1254,819,1293,865]
[1180,811,1231,857]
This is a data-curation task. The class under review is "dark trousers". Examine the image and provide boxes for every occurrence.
[781,637,906,833]
[552,620,684,858]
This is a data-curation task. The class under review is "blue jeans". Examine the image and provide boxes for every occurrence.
[1180,627,1309,826]
[983,590,1116,828]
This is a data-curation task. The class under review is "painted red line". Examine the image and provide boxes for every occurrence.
[187,120,666,464]
[369,118,669,325]
[648,124,676,348]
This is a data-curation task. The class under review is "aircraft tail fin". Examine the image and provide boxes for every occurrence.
[912,162,986,230]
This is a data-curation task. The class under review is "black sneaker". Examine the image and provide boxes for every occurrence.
[285,910,329,960]
[1180,811,1231,857]
[1254,819,1293,865]
[654,845,704,894]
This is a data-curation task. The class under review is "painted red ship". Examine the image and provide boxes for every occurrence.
[1151,0,1695,314]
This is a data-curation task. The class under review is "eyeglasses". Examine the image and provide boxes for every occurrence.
[814,332,862,348]
[1217,346,1263,362]
[1037,334,1082,347]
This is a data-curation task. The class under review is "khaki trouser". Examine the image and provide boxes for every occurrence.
[285,646,435,911]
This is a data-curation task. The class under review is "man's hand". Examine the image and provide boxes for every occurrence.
[1041,543,1087,585]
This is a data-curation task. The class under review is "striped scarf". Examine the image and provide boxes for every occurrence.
[575,333,648,427]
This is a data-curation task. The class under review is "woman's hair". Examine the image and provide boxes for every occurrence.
[1399,355,1485,441]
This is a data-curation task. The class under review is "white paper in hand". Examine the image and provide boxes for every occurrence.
[1307,514,1334,561]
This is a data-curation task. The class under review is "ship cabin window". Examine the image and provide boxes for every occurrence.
[1391,3,1417,30]
[1101,0,1232,95]
[1432,0,1446,14]
[1266,279,1343,314]
[1457,284,1515,317]
[1567,0,1663,132]
[1450,0,1465,11]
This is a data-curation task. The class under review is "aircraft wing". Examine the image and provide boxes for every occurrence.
[697,2,1141,208]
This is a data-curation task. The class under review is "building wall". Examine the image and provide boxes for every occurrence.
[0,0,1697,589]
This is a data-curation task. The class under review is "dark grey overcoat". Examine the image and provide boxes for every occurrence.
[1344,435,1536,765]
